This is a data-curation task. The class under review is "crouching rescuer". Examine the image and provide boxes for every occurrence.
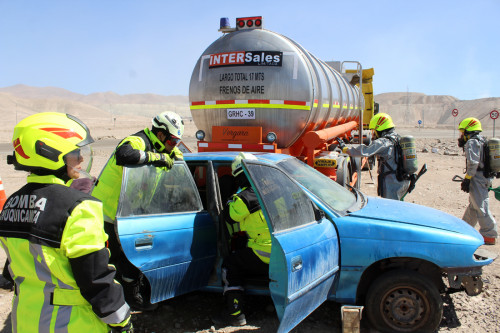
[0,112,132,332]
[212,152,272,327]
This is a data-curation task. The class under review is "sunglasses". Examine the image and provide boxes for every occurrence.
[167,135,181,146]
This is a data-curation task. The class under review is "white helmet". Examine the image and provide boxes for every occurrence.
[152,111,184,139]
[232,152,257,177]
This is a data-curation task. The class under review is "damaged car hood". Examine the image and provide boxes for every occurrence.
[347,197,481,238]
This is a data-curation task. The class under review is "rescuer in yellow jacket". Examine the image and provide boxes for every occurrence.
[212,152,272,327]
[0,112,132,333]
[91,111,184,311]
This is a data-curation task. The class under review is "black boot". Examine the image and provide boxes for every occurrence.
[0,260,14,291]
[211,290,247,326]
[0,275,13,291]
[122,276,158,311]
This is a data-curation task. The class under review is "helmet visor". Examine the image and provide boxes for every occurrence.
[64,145,93,179]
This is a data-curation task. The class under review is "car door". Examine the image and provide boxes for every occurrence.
[116,162,217,303]
[242,160,340,333]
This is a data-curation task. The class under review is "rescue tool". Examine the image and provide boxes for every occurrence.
[400,163,427,201]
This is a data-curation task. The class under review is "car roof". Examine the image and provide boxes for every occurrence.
[183,151,293,164]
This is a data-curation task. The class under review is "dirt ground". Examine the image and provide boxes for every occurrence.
[0,127,499,333]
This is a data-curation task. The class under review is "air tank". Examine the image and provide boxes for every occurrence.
[189,18,364,148]
[400,135,418,174]
[487,137,500,173]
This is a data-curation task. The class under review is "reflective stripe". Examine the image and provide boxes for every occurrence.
[221,268,244,294]
[29,243,78,332]
[255,249,271,258]
[30,243,56,333]
[191,103,311,110]
[190,99,311,111]
[54,306,70,333]
[11,277,22,333]
[100,302,131,325]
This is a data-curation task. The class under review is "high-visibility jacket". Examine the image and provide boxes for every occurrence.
[0,174,129,333]
[227,187,272,264]
[92,129,182,221]
[92,130,152,221]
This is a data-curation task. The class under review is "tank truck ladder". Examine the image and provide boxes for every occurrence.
[342,61,364,189]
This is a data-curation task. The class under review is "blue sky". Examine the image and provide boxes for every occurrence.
[1,0,498,100]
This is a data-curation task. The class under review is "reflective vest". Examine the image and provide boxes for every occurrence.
[92,131,151,221]
[0,174,129,332]
[229,187,272,263]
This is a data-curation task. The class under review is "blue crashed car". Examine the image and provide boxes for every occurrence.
[114,151,494,333]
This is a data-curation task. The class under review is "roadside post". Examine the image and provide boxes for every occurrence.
[341,305,364,333]
[452,109,459,138]
[490,109,499,137]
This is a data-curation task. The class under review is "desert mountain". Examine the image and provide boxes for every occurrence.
[377,92,500,129]
[0,85,498,143]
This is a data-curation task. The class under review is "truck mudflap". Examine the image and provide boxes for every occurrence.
[444,267,484,296]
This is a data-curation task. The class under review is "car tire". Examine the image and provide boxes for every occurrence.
[365,269,443,333]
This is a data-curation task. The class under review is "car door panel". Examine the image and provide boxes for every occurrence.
[116,163,217,303]
[243,162,340,333]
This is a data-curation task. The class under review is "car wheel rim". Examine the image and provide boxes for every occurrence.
[381,286,429,331]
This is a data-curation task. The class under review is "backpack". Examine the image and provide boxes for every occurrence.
[386,135,418,181]
[474,136,500,178]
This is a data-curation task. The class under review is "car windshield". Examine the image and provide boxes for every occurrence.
[278,157,357,212]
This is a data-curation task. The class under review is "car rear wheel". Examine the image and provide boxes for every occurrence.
[365,269,443,333]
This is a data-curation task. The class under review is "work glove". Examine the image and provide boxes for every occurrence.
[407,174,417,194]
[231,232,249,251]
[147,152,174,169]
[335,137,346,150]
[109,316,133,333]
[335,137,349,153]
[461,178,471,193]
[170,146,184,161]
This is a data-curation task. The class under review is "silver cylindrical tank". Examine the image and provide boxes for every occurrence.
[400,135,418,174]
[487,137,500,173]
[189,28,363,148]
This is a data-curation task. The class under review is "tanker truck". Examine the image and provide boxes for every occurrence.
[189,16,376,187]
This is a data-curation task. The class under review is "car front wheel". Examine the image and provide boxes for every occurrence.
[365,269,443,333]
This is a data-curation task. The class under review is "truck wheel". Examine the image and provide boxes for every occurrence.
[336,157,349,187]
[365,269,443,333]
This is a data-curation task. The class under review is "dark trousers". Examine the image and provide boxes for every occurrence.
[222,247,268,288]
[2,259,13,283]
[104,222,140,281]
